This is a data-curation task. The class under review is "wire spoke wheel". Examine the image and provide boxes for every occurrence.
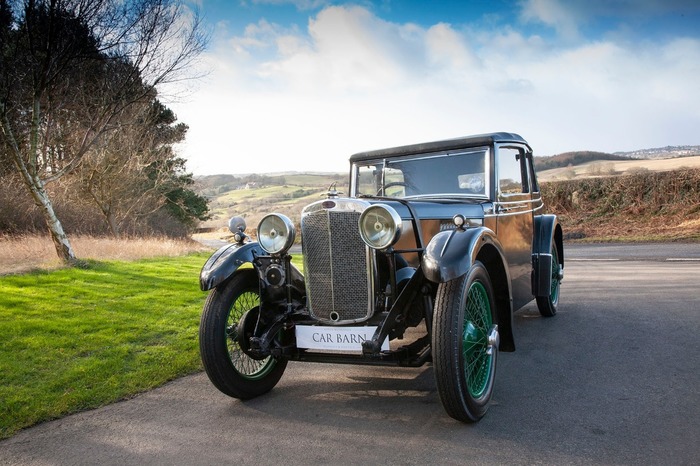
[200,270,287,399]
[433,261,498,423]
[225,290,277,379]
[549,246,560,303]
[463,281,493,398]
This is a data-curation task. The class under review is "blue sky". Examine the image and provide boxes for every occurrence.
[169,0,700,175]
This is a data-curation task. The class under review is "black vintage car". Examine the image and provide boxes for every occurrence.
[199,132,564,422]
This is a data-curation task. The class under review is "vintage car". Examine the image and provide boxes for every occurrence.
[198,132,564,422]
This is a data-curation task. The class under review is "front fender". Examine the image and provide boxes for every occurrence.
[421,226,505,283]
[421,226,516,352]
[199,242,264,291]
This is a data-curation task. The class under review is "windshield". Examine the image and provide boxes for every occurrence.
[353,148,489,199]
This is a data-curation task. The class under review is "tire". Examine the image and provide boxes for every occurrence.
[433,261,499,423]
[199,269,287,399]
[536,244,561,317]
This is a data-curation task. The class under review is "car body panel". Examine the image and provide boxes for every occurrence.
[199,131,562,401]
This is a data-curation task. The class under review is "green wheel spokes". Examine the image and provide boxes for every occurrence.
[463,281,493,398]
[550,247,560,304]
[226,291,276,380]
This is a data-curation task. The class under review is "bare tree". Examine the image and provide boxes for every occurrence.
[0,0,206,262]
[76,98,192,237]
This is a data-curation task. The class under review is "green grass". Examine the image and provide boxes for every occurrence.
[0,252,305,440]
[0,254,214,439]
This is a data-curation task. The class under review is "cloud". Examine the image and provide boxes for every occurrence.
[426,23,479,70]
[171,4,700,175]
[519,0,581,40]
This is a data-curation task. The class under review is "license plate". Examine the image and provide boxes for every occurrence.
[295,325,389,352]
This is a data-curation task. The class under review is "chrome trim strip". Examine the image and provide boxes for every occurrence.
[496,197,541,206]
[484,202,544,218]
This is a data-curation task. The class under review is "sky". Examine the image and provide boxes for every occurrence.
[167,0,700,176]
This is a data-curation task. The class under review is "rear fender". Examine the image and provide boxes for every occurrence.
[532,215,564,297]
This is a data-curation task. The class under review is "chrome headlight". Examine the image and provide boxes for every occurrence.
[359,204,402,250]
[257,214,295,254]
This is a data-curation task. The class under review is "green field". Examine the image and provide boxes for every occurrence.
[200,173,347,228]
[0,255,208,439]
[0,253,304,439]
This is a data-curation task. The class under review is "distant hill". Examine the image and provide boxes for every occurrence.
[195,172,347,230]
[534,147,700,182]
[194,174,238,191]
[535,146,700,172]
[534,151,629,171]
[614,145,700,159]
[194,172,346,199]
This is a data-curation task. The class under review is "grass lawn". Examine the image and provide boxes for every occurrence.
[0,254,214,439]
[0,252,306,440]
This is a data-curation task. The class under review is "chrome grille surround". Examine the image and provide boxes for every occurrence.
[301,198,376,324]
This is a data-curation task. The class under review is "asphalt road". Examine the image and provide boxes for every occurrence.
[2,244,699,465]
[565,242,700,261]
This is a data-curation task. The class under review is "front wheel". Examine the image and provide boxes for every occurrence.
[433,261,499,423]
[199,269,287,399]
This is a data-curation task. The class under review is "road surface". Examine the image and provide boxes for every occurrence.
[1,243,699,465]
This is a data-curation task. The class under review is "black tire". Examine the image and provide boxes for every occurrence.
[433,261,499,423]
[536,244,561,317]
[199,269,287,399]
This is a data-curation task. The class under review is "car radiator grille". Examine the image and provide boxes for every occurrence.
[301,209,373,323]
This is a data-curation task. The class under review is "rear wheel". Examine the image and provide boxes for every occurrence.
[199,269,287,399]
[433,261,499,422]
[537,244,561,317]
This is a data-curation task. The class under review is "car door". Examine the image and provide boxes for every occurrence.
[494,144,535,310]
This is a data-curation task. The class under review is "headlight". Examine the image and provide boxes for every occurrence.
[359,204,402,250]
[257,214,295,254]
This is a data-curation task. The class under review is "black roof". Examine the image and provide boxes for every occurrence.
[349,132,529,163]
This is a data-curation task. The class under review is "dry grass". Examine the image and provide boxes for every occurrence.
[541,168,700,242]
[0,235,208,275]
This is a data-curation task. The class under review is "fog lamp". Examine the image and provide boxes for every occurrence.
[228,216,247,243]
[359,204,402,250]
[257,214,295,254]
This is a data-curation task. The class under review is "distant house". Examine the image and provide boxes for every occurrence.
[245,182,258,189]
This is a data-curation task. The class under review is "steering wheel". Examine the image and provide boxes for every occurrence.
[376,181,407,196]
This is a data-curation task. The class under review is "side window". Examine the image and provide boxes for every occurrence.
[527,152,540,193]
[497,147,528,196]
